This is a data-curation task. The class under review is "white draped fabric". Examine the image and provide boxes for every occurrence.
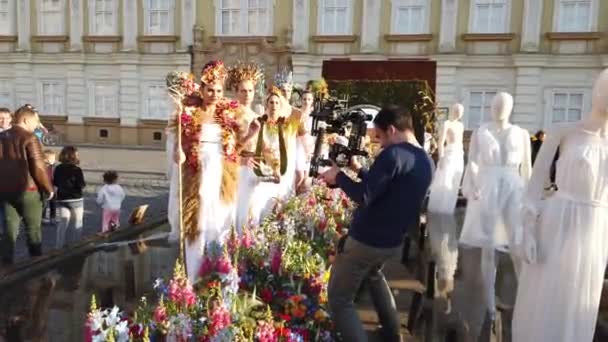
[167,124,234,284]
[513,123,608,342]
[427,143,464,214]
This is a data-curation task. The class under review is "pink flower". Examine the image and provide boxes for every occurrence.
[271,249,282,274]
[241,229,254,248]
[216,257,233,274]
[153,305,167,323]
[318,220,327,232]
[209,304,231,336]
[199,257,215,277]
[255,321,278,342]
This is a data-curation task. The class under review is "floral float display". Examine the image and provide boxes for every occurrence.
[86,184,354,342]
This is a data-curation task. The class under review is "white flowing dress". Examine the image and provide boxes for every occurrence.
[460,123,531,251]
[167,124,234,284]
[427,142,464,214]
[513,124,608,342]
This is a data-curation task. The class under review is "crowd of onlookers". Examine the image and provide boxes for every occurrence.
[0,105,126,266]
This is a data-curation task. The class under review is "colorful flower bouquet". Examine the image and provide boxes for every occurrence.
[87,185,353,341]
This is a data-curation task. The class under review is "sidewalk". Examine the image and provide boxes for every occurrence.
[47,146,168,174]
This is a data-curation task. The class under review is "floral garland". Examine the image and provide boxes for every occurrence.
[180,99,241,173]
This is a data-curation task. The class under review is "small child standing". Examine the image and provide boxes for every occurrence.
[42,150,57,224]
[97,171,126,232]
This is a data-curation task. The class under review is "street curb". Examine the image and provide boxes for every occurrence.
[48,143,165,151]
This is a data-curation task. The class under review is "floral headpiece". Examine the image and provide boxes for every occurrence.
[273,67,293,89]
[227,62,264,91]
[166,71,199,98]
[266,86,283,102]
[201,60,227,85]
[306,78,329,100]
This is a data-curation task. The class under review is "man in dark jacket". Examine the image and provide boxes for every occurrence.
[0,105,54,264]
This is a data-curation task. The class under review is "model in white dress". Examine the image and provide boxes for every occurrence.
[167,124,234,284]
[428,103,465,214]
[460,92,532,320]
[295,91,315,191]
[512,70,608,342]
[244,91,303,226]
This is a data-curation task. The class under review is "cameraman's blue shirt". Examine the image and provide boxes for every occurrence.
[336,142,433,248]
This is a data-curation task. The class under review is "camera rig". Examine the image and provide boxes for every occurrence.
[308,98,374,178]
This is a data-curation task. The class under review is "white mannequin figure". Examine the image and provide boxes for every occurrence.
[427,103,465,214]
[460,92,532,323]
[513,69,608,342]
[426,103,465,295]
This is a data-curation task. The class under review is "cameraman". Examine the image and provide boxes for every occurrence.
[320,106,433,342]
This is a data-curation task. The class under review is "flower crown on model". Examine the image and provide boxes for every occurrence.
[227,62,264,91]
[273,67,294,89]
[201,60,228,85]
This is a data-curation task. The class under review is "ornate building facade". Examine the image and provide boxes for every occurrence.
[0,0,193,146]
[1,1,607,146]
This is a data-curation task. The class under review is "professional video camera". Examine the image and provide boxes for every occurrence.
[309,98,374,178]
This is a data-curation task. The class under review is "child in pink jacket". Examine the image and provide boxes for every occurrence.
[97,171,126,232]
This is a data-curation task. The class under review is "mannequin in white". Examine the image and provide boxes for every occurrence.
[512,69,608,342]
[428,103,465,214]
[460,92,532,323]
[426,103,465,295]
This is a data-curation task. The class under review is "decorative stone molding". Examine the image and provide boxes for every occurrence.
[83,117,121,126]
[311,35,358,43]
[0,36,18,42]
[139,119,168,128]
[32,36,70,43]
[210,36,278,44]
[439,0,459,52]
[462,33,516,41]
[69,0,83,51]
[17,0,30,51]
[137,36,180,43]
[384,34,434,42]
[360,0,381,53]
[520,0,543,52]
[122,0,137,51]
[82,36,122,43]
[39,115,68,124]
[292,0,309,51]
[545,32,602,41]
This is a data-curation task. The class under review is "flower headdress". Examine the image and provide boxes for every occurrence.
[265,86,283,102]
[166,71,199,98]
[201,60,227,85]
[227,62,264,91]
[273,67,293,89]
[306,78,329,100]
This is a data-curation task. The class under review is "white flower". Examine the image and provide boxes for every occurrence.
[115,321,129,342]
[90,310,105,331]
[153,279,164,289]
[105,306,121,327]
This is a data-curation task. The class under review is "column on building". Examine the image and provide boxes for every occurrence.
[66,62,86,142]
[360,0,381,53]
[520,0,543,52]
[119,63,140,145]
[70,0,84,51]
[14,62,34,105]
[16,0,31,51]
[435,64,459,108]
[292,0,310,52]
[123,0,138,51]
[438,0,459,53]
[181,0,196,50]
[512,61,542,131]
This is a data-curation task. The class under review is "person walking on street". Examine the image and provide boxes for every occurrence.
[53,146,86,248]
[0,105,54,264]
[42,150,57,224]
[97,171,125,233]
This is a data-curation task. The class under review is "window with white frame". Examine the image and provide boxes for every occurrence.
[391,0,429,34]
[143,84,171,119]
[0,0,16,35]
[551,91,584,123]
[216,0,272,36]
[318,0,352,35]
[144,0,175,35]
[469,0,510,33]
[89,0,118,35]
[555,0,594,32]
[89,82,118,117]
[39,81,65,115]
[468,91,497,128]
[0,80,13,109]
[38,0,66,35]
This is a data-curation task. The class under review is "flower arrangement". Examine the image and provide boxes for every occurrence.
[87,184,353,341]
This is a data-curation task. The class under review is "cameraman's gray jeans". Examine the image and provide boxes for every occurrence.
[328,236,402,342]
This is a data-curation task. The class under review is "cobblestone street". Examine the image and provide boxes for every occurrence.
[13,147,170,261]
